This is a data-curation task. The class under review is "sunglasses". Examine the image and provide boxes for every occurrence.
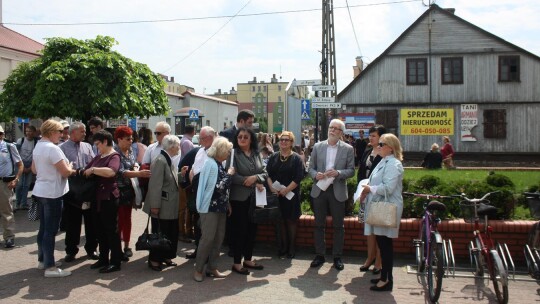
[279,138,291,142]
[378,142,388,147]
[154,131,164,136]
[237,135,250,140]
[123,137,133,141]
[329,126,342,131]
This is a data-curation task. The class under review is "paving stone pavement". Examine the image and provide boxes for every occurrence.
[1,209,539,303]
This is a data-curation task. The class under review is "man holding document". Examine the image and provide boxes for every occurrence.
[308,119,355,270]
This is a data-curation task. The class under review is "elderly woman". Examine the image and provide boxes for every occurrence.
[193,137,235,282]
[421,143,443,169]
[358,133,404,292]
[230,127,268,275]
[266,131,304,259]
[32,119,75,277]
[114,126,151,260]
[143,135,184,271]
[83,130,122,273]
[357,125,386,274]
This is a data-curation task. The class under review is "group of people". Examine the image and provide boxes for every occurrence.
[0,110,408,293]
[421,136,456,169]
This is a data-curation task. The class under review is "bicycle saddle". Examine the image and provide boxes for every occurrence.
[477,203,498,218]
[427,200,446,212]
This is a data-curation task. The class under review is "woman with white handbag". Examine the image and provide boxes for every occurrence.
[356,133,404,292]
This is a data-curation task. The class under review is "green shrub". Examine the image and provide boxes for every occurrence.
[416,175,441,190]
[486,173,515,188]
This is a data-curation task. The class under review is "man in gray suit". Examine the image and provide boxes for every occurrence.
[308,119,355,270]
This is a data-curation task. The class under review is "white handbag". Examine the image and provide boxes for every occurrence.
[365,163,398,228]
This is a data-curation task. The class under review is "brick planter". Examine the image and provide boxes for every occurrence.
[256,215,534,262]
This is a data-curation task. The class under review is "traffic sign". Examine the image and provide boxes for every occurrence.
[301,99,311,120]
[312,85,335,91]
[312,103,342,109]
[188,109,199,120]
[296,79,322,86]
[17,117,29,123]
[128,118,137,131]
[312,97,335,103]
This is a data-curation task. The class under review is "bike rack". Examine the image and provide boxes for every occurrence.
[496,242,515,280]
[524,245,540,279]
[442,239,456,277]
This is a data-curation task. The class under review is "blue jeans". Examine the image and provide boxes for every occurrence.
[36,196,63,268]
[15,171,33,208]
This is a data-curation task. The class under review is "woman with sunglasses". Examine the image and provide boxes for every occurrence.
[356,125,386,275]
[32,119,75,277]
[357,133,404,292]
[229,127,268,275]
[266,131,304,259]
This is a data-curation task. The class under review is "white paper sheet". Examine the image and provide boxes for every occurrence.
[255,187,267,206]
[353,178,369,202]
[316,177,335,191]
[271,181,295,200]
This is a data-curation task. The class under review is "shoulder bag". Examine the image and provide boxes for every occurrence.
[135,214,172,252]
[248,191,281,224]
[364,162,398,228]
[65,170,98,208]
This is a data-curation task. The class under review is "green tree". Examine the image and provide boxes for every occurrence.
[0,36,168,122]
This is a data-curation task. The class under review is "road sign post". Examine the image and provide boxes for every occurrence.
[301,99,311,120]
[312,103,342,109]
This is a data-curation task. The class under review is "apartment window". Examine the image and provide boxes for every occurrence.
[441,57,463,84]
[278,96,282,102]
[264,86,267,92]
[278,85,282,91]
[483,109,506,138]
[252,86,255,92]
[278,107,282,114]
[258,86,261,92]
[499,56,520,82]
[406,58,428,85]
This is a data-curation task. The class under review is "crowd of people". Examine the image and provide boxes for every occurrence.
[0,110,415,292]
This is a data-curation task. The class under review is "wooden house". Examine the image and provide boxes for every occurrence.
[338,5,540,160]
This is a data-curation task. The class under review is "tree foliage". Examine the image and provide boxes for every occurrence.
[0,36,168,122]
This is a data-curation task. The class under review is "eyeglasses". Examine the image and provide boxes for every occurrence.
[378,142,388,147]
[57,129,64,133]
[123,137,133,141]
[237,135,250,140]
[329,126,342,131]
[154,131,164,136]
[279,138,291,142]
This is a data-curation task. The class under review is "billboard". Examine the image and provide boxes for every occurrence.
[338,113,375,138]
[400,108,454,135]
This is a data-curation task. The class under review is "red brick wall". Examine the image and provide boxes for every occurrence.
[256,215,534,262]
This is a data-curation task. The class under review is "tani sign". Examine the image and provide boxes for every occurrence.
[400,109,454,135]
[460,104,478,142]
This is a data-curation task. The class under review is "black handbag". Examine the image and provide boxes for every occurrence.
[64,171,98,208]
[248,192,281,224]
[135,214,172,252]
[118,183,135,205]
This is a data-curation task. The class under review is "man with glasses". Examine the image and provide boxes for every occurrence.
[59,122,99,262]
[308,119,355,271]
[142,121,174,165]
[0,125,23,248]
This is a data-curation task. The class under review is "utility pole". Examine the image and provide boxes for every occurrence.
[319,0,337,141]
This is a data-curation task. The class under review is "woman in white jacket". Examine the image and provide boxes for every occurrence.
[356,133,404,292]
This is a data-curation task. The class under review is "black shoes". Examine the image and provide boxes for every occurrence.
[64,254,76,262]
[99,265,121,273]
[310,255,326,268]
[186,252,197,259]
[90,260,109,269]
[4,238,14,248]
[370,278,380,284]
[124,248,133,258]
[333,258,344,271]
[372,268,381,275]
[164,260,177,267]
[370,280,393,292]
[243,261,264,270]
[148,262,162,272]
[360,259,375,271]
[231,266,249,275]
[87,252,99,260]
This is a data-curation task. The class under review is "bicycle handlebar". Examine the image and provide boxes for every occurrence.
[459,191,501,204]
[524,192,540,199]
[402,192,457,199]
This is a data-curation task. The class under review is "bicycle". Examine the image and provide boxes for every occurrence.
[523,192,540,279]
[459,191,509,304]
[403,192,453,303]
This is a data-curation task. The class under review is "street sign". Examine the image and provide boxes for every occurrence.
[188,109,199,120]
[128,118,137,131]
[312,102,342,109]
[16,117,29,123]
[296,79,322,86]
[312,85,335,91]
[301,99,311,120]
[312,97,335,103]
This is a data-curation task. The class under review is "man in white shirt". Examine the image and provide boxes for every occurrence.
[142,121,179,166]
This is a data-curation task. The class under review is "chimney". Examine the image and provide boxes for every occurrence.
[253,76,257,83]
[171,76,175,83]
[271,74,277,83]
[353,56,364,78]
[230,87,237,94]
[218,89,222,94]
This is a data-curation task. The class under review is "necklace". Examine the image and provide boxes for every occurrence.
[280,151,292,162]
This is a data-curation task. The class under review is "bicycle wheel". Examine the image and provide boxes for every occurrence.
[427,234,444,303]
[489,250,508,304]
[473,238,484,277]
[418,223,427,272]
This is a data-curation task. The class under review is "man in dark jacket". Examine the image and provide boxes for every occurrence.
[219,110,255,142]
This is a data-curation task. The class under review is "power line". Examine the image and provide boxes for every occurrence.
[2,0,421,26]
[345,0,362,56]
[162,0,252,73]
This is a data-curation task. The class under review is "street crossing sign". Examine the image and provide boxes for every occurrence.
[312,97,335,103]
[188,109,199,120]
[301,99,311,120]
[312,102,342,109]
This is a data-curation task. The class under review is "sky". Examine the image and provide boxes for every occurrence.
[3,0,540,95]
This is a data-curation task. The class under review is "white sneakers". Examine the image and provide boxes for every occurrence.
[38,261,62,270]
[44,267,71,278]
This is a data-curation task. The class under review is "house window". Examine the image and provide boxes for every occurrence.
[499,56,520,82]
[278,85,282,91]
[375,110,398,134]
[406,58,427,85]
[252,86,255,92]
[441,57,463,84]
[258,86,261,92]
[278,96,282,102]
[264,86,267,92]
[483,109,506,138]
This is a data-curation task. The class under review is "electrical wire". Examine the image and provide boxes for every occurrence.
[2,0,421,26]
[345,0,362,56]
